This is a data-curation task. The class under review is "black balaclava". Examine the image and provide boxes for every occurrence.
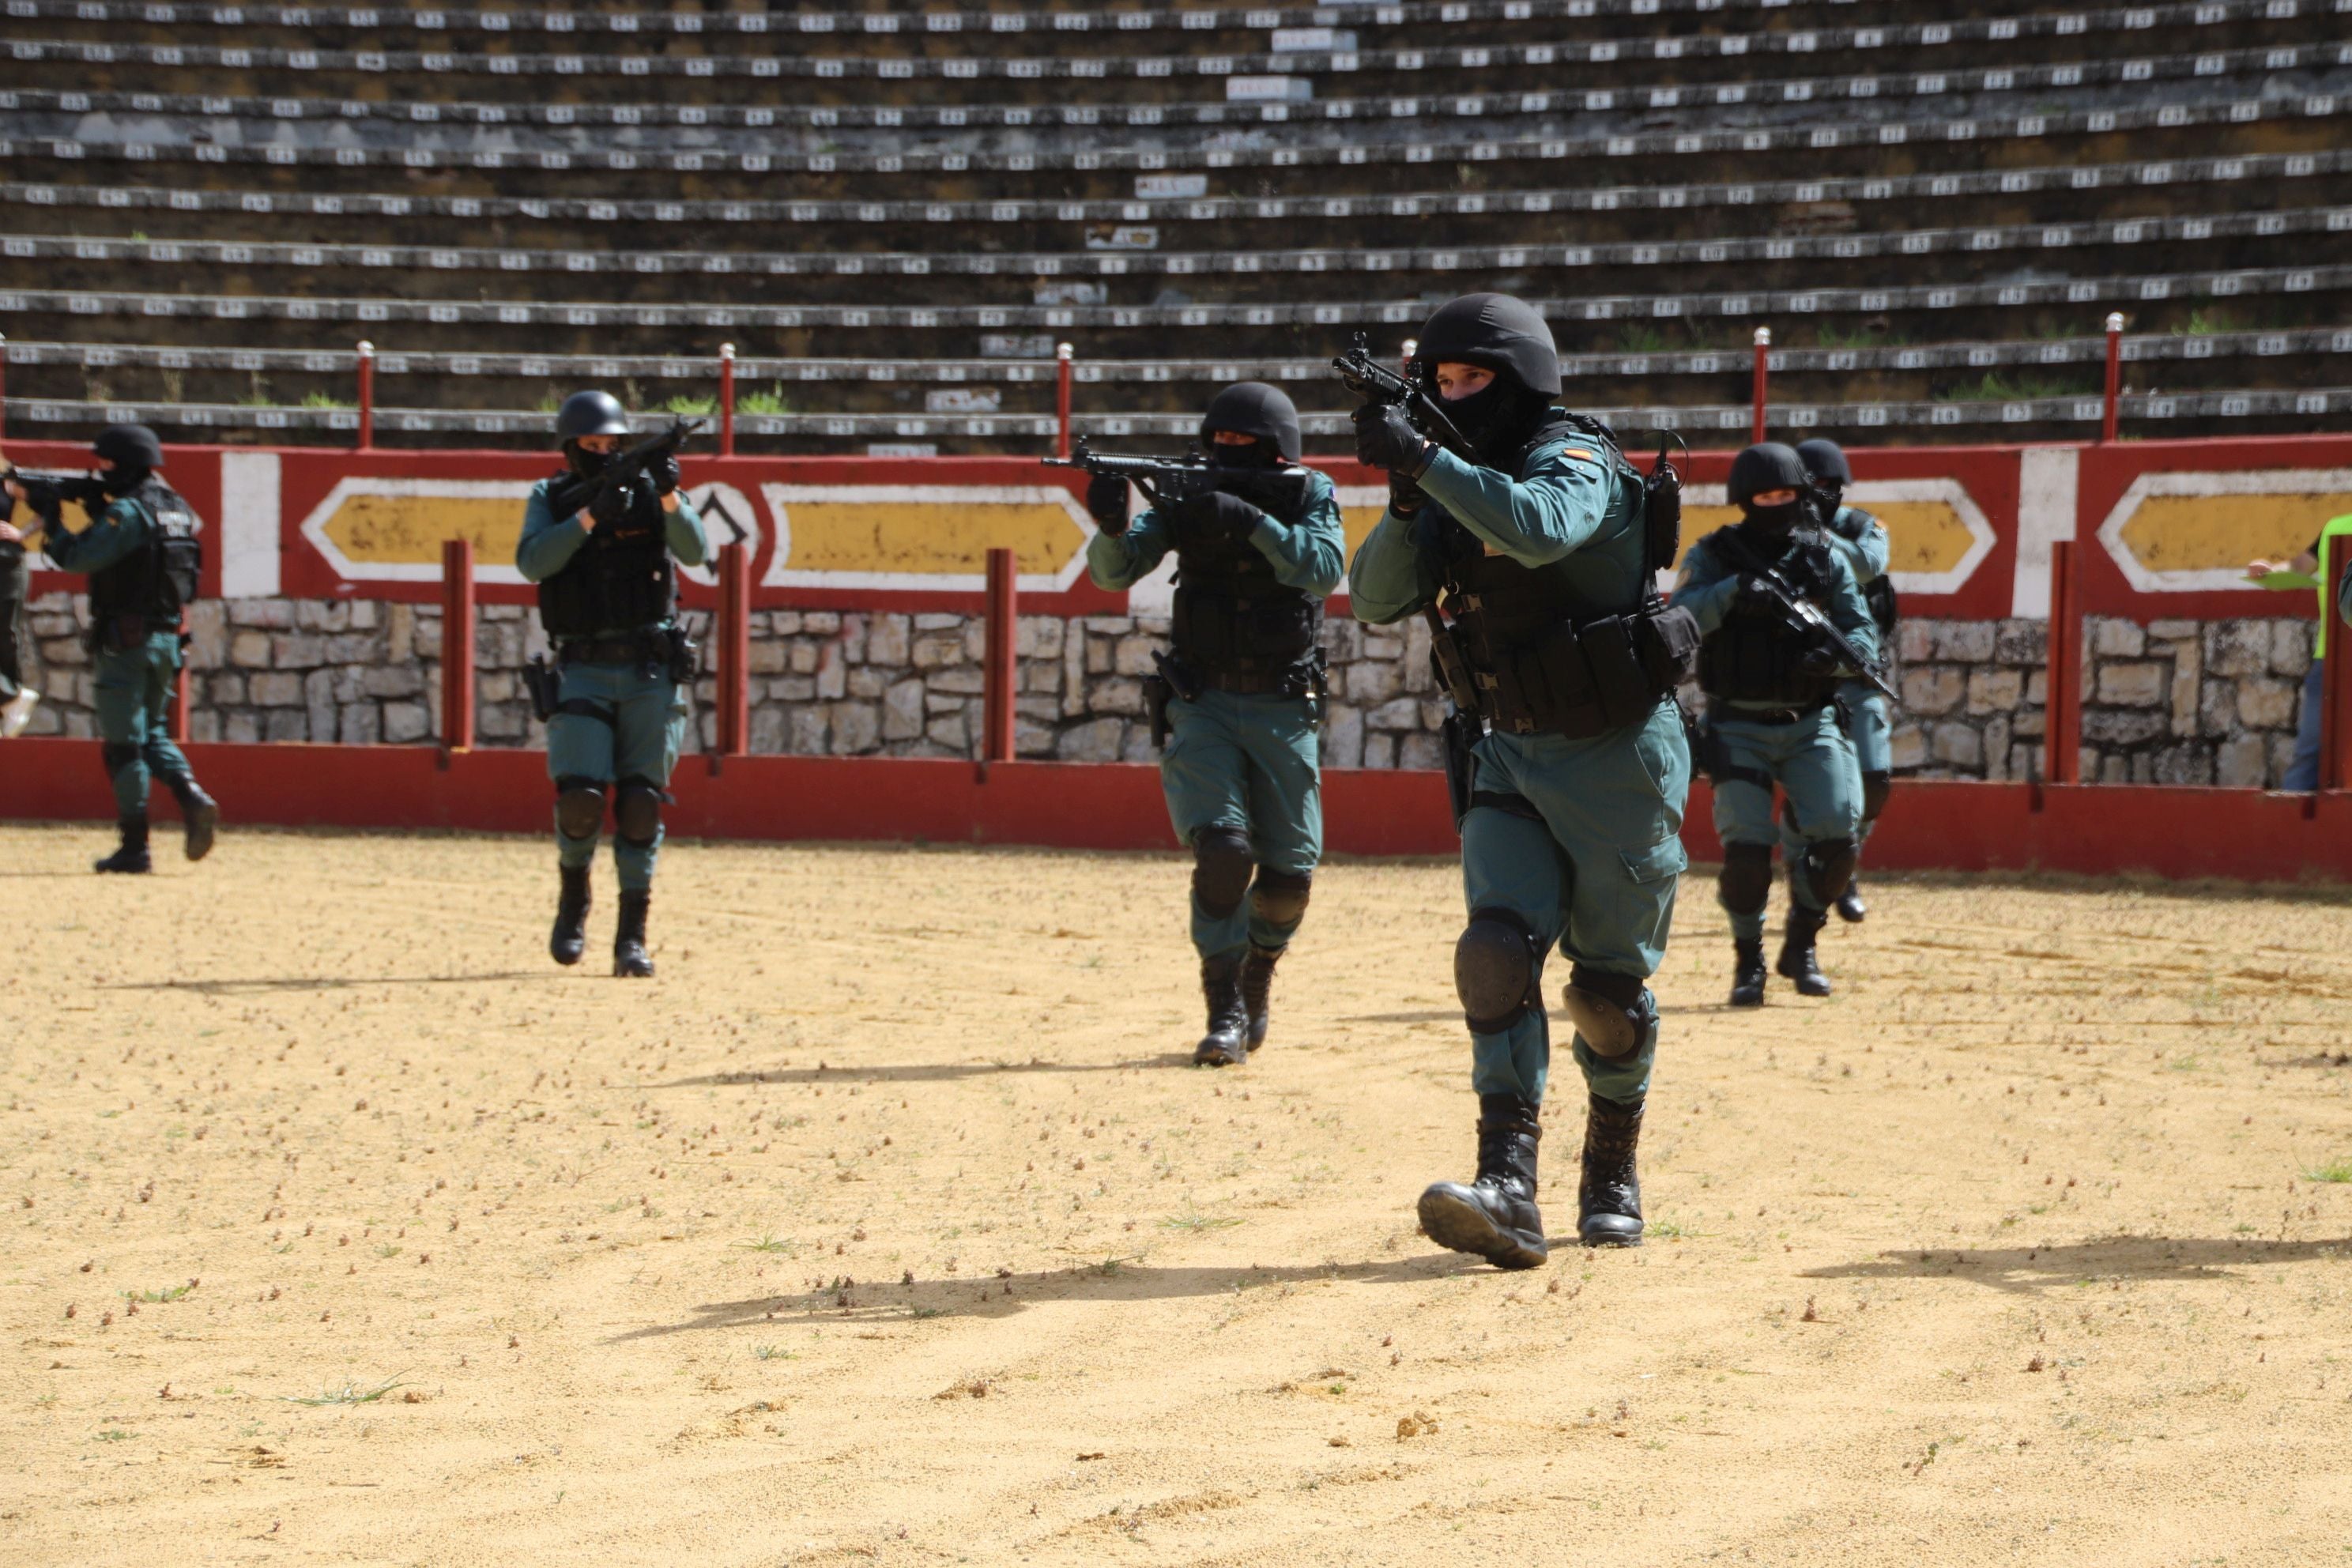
[1411,292,1563,466]
[553,390,631,479]
[91,424,163,496]
[1727,442,1811,541]
[1796,437,1851,520]
[1200,381,1302,471]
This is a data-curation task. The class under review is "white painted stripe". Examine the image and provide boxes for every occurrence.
[2012,446,2079,617]
[217,450,281,598]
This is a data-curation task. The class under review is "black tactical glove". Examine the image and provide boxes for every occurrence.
[1174,490,1266,541]
[649,452,682,497]
[1733,575,1779,613]
[1085,472,1130,535]
[1352,403,1434,476]
[589,480,640,528]
[1389,471,1427,517]
[1795,644,1842,677]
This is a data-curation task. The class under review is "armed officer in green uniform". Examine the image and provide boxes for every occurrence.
[1348,294,1697,1265]
[4,425,219,871]
[1675,443,1880,1006]
[1083,383,1345,1067]
[515,391,707,978]
[1793,439,1895,922]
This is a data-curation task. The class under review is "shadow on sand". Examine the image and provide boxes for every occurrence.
[646,1055,1195,1088]
[1804,1234,2348,1295]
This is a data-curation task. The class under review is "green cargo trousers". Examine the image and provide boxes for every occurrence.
[1459,699,1690,1107]
[94,630,191,817]
[1714,707,1862,942]
[545,658,688,894]
[1159,685,1322,960]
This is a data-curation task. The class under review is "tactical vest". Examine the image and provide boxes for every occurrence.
[1834,504,1900,637]
[1427,419,1690,738]
[534,479,677,639]
[1697,525,1847,708]
[1167,474,1321,690]
[88,475,201,631]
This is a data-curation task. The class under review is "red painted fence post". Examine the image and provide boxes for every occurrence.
[2043,540,2082,785]
[0,330,9,443]
[169,651,190,742]
[439,537,474,753]
[983,546,1017,764]
[2322,533,2352,792]
[2100,313,2123,444]
[718,342,737,458]
[715,540,749,758]
[1054,342,1074,459]
[1750,326,1770,446]
[356,340,375,451]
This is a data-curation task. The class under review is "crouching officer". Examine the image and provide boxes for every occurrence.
[1083,383,1344,1066]
[1793,439,1894,922]
[5,424,219,871]
[516,391,707,978]
[1674,442,1879,1006]
[1348,293,1696,1263]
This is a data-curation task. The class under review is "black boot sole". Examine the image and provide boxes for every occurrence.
[1579,1214,1645,1248]
[1193,1036,1247,1068]
[183,801,218,862]
[1729,985,1766,1008]
[550,938,586,967]
[1833,895,1866,923]
[1776,961,1832,998]
[1416,1186,1547,1270]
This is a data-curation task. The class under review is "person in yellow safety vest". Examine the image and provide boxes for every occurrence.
[2245,511,2352,791]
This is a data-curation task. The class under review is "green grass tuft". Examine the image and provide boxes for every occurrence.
[284,1375,406,1408]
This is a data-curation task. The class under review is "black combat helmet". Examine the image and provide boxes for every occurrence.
[555,390,631,443]
[1725,442,1811,507]
[1412,292,1563,397]
[1795,438,1853,487]
[92,423,164,475]
[1200,381,1302,466]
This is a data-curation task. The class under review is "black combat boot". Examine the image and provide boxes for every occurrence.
[162,774,219,862]
[550,863,592,967]
[93,815,152,875]
[1728,939,1768,1007]
[1193,952,1250,1067]
[1238,942,1284,1050]
[1577,1093,1645,1247]
[1834,878,1867,923]
[613,888,655,978]
[1417,1094,1547,1269]
[1777,906,1832,997]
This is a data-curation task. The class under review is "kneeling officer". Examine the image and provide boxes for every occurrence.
[1674,443,1880,1005]
[1082,383,1345,1066]
[517,390,707,978]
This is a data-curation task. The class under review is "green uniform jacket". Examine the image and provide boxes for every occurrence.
[514,480,709,628]
[1086,467,1346,597]
[1672,527,1880,707]
[39,493,153,576]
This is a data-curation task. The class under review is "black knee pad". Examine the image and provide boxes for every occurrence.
[1799,836,1858,906]
[1455,906,1544,1035]
[614,777,665,848]
[1249,866,1313,931]
[1860,771,1891,825]
[100,741,141,780]
[554,776,605,841]
[1562,963,1649,1059]
[1717,841,1773,917]
[1190,825,1255,919]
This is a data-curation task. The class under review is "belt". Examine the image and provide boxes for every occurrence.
[559,632,660,666]
[1724,702,1831,726]
[1196,664,1320,697]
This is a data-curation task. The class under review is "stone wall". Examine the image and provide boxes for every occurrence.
[13,594,2322,790]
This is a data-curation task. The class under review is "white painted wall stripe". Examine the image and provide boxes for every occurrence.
[2011,446,2079,618]
[216,450,281,599]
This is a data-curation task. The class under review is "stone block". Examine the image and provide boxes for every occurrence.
[1344,659,1403,705]
[36,637,86,669]
[883,678,925,741]
[914,612,961,632]
[348,600,379,631]
[748,707,788,754]
[2094,662,2166,707]
[337,702,380,745]
[184,600,228,667]
[929,666,986,696]
[1398,732,1445,771]
[1018,616,1064,660]
[789,707,830,756]
[1895,621,1936,663]
[789,640,820,675]
[383,701,430,743]
[1061,628,1090,718]
[477,703,526,741]
[1366,696,1423,731]
[2270,620,2312,677]
[1965,668,2022,715]
[866,613,910,666]
[2270,733,2300,786]
[1362,629,1406,661]
[1023,662,1062,695]
[1983,714,2013,781]
[322,633,378,663]
[208,673,246,704]
[362,665,425,699]
[773,677,816,702]
[1992,619,2046,664]
[224,711,260,744]
[838,612,868,665]
[801,612,841,635]
[263,708,307,742]
[1055,717,1125,762]
[846,667,885,699]
[1933,621,1997,662]
[2167,641,2203,737]
[1888,724,1927,770]
[61,708,93,738]
[1084,635,1112,676]
[2097,752,2128,784]
[1900,666,1963,715]
[1090,677,1146,716]
[1112,635,1157,677]
[924,712,968,754]
[386,603,415,663]
[1323,703,1364,769]
[816,643,847,701]
[228,629,273,669]
[831,702,880,754]
[249,671,303,707]
[925,693,963,715]
[2150,743,2211,786]
[1930,722,1982,769]
[747,640,788,674]
[2007,742,2041,780]
[2144,617,2199,642]
[304,669,339,740]
[228,599,295,630]
[2204,620,2269,677]
[1362,733,1396,770]
[912,632,965,669]
[1015,718,1057,757]
[2082,708,2166,746]
[296,600,350,632]
[2236,676,2297,729]
[2088,617,2143,658]
[2214,733,2267,788]
[771,612,803,637]
[187,710,220,743]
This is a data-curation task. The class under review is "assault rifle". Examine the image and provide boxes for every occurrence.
[1711,528,1898,702]
[1330,330,1473,458]
[546,415,704,521]
[1042,438,1311,520]
[0,458,105,542]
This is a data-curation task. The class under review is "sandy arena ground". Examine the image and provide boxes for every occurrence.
[2,821,2349,1566]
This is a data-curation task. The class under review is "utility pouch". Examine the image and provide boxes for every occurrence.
[1642,438,1684,579]
[1634,597,1702,692]
[1441,707,1479,832]
[664,622,699,685]
[522,653,560,723]
[1577,612,1653,729]
[1144,673,1173,751]
[1152,647,1204,705]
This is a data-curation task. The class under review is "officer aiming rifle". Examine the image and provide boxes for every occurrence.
[545,415,705,526]
[1708,527,1897,703]
[1045,437,1312,520]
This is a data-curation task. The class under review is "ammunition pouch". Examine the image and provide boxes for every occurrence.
[1453,599,1683,740]
[1169,582,1321,684]
[522,654,561,723]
